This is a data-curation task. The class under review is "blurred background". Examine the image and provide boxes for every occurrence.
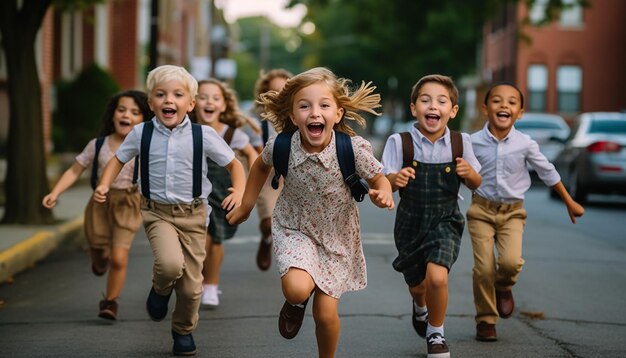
[1,0,625,224]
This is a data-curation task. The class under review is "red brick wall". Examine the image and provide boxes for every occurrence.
[109,0,139,89]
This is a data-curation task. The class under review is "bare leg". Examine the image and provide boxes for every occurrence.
[202,233,223,284]
[105,246,130,300]
[313,290,340,358]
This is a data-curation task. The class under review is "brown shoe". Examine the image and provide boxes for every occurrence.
[256,237,272,271]
[496,290,515,318]
[476,322,497,341]
[98,299,118,320]
[278,299,308,339]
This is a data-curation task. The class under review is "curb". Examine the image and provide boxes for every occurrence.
[0,216,84,283]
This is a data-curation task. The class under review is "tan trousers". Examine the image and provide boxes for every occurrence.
[141,198,207,334]
[467,195,527,324]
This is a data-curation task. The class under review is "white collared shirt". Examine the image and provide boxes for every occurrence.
[471,123,561,203]
[116,116,235,204]
[381,123,481,175]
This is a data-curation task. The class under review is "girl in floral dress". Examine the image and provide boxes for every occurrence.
[227,67,394,358]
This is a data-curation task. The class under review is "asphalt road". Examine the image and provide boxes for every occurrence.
[1,185,625,357]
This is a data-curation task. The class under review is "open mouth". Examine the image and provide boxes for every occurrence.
[119,119,132,127]
[307,123,324,137]
[496,111,511,119]
[203,108,215,115]
[163,108,177,116]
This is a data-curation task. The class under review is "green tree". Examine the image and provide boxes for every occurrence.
[0,0,100,224]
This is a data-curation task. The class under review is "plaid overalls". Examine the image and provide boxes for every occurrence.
[392,145,465,287]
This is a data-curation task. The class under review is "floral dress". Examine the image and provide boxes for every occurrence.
[261,130,383,298]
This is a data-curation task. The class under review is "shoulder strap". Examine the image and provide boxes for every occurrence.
[336,131,369,202]
[271,131,294,189]
[91,136,106,190]
[262,120,269,146]
[335,131,355,182]
[399,132,414,168]
[140,121,154,199]
[223,126,235,145]
[191,123,203,198]
[450,130,463,160]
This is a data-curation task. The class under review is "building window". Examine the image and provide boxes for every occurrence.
[560,0,583,27]
[529,0,548,25]
[557,65,582,113]
[527,65,548,112]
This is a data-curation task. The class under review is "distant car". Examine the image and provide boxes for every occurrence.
[515,113,571,168]
[551,112,626,202]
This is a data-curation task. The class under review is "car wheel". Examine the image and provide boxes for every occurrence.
[569,168,588,204]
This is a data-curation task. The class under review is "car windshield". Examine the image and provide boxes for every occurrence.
[588,120,626,134]
[516,120,562,130]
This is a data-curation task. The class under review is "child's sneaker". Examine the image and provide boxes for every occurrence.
[426,332,450,358]
[98,299,118,320]
[201,284,220,308]
[412,302,428,338]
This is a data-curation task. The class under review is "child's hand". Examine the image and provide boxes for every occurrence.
[566,200,585,224]
[455,158,474,178]
[93,185,109,203]
[368,188,395,210]
[393,167,415,188]
[42,193,58,209]
[226,206,250,225]
[221,187,243,211]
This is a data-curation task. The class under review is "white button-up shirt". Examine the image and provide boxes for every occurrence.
[381,123,481,174]
[471,123,561,203]
[116,116,235,204]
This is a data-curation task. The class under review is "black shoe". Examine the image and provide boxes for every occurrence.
[98,299,118,321]
[412,302,428,338]
[146,287,172,322]
[426,332,450,358]
[278,298,308,339]
[256,237,272,271]
[172,330,197,356]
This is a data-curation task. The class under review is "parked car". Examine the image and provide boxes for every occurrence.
[515,113,570,170]
[551,112,626,203]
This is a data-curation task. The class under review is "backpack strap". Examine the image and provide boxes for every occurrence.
[271,131,294,189]
[399,132,414,169]
[261,120,269,146]
[132,156,139,185]
[335,131,369,202]
[140,121,154,200]
[223,126,235,145]
[191,123,203,199]
[450,130,463,160]
[90,136,106,190]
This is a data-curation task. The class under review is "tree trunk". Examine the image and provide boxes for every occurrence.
[0,0,54,224]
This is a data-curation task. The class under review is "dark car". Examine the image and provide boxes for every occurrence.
[551,112,626,203]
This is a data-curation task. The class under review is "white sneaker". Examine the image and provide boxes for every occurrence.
[201,284,220,308]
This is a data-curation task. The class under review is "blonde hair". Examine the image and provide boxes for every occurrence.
[259,67,380,136]
[194,78,260,133]
[146,65,198,98]
[410,74,459,106]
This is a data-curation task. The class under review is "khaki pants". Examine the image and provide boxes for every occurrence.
[141,198,207,334]
[467,195,527,324]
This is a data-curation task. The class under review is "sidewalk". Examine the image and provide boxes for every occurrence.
[0,184,91,284]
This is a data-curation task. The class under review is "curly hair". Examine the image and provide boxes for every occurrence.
[258,67,380,136]
[252,68,292,117]
[192,79,260,133]
[99,90,152,136]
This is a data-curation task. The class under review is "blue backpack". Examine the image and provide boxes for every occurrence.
[271,131,369,202]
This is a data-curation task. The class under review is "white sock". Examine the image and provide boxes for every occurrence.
[426,323,444,338]
[203,284,218,291]
[413,301,428,319]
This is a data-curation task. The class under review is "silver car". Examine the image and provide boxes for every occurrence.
[515,113,570,168]
[552,112,626,203]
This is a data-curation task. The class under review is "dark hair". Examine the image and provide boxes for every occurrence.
[484,82,524,108]
[99,90,152,136]
[410,74,459,106]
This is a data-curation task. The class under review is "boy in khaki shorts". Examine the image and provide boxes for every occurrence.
[94,65,245,356]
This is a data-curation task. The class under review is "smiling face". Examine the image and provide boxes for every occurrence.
[482,84,524,139]
[113,96,144,138]
[194,82,226,128]
[290,82,344,153]
[148,80,196,130]
[410,82,459,142]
